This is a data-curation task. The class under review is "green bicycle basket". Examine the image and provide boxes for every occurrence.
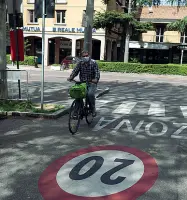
[69,83,87,99]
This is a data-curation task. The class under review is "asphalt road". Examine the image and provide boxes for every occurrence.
[1,69,187,200]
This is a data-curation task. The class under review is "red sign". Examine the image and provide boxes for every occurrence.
[10,29,24,61]
[38,145,158,200]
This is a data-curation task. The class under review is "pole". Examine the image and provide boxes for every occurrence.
[41,0,46,110]
[83,0,94,56]
[12,0,21,99]
[124,0,132,63]
[0,0,8,99]
[180,49,184,65]
[181,34,185,65]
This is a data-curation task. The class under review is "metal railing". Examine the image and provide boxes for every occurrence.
[0,70,29,100]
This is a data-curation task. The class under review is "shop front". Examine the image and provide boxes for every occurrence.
[23,26,106,66]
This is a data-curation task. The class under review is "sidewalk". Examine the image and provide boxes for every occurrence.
[8,64,187,85]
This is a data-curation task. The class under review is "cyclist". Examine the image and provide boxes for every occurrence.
[67,50,100,117]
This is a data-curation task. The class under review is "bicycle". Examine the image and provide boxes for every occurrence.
[68,80,94,134]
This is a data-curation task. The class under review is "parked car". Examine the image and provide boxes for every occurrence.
[61,56,80,67]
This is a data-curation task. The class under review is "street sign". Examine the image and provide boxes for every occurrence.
[38,145,158,200]
[35,0,55,18]
[177,45,187,50]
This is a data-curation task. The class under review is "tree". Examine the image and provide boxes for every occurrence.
[24,39,31,55]
[93,9,153,61]
[167,16,187,64]
[167,16,187,33]
[0,0,8,99]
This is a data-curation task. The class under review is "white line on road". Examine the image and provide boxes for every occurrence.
[112,101,137,114]
[148,102,165,116]
[97,100,112,108]
[180,106,187,118]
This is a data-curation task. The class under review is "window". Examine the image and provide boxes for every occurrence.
[155,25,165,42]
[151,0,186,6]
[56,0,67,3]
[180,33,187,43]
[28,10,38,23]
[27,0,35,3]
[56,10,66,23]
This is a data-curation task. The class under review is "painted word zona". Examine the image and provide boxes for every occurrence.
[93,117,187,140]
[53,27,96,33]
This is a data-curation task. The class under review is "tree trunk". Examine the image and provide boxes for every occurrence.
[0,0,8,99]
[124,0,132,63]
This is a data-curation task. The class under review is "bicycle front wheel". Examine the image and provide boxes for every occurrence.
[68,100,81,134]
[85,102,94,125]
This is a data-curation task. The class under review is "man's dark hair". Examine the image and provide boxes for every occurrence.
[81,50,89,55]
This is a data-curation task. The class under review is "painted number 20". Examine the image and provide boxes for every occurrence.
[69,156,134,185]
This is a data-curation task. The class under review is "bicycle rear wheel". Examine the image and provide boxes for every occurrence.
[68,100,81,134]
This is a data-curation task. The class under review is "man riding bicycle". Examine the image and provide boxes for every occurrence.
[67,50,100,117]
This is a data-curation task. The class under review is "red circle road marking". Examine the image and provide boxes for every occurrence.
[38,145,158,200]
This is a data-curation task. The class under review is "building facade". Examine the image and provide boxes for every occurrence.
[21,0,122,66]
[130,4,187,64]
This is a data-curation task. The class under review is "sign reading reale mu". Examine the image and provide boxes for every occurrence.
[23,27,97,33]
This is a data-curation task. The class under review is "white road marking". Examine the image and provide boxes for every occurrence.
[112,101,137,114]
[96,100,112,108]
[180,106,187,118]
[148,103,165,116]
[56,150,144,197]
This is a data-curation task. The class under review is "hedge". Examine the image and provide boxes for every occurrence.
[97,62,187,76]
[6,54,35,66]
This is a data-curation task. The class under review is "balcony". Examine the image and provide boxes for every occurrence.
[141,31,181,44]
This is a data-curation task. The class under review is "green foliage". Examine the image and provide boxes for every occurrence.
[167,16,187,33]
[93,10,153,35]
[7,54,35,66]
[0,100,64,113]
[129,57,140,63]
[131,20,154,33]
[97,62,187,76]
[93,10,134,30]
[101,0,110,4]
[24,39,31,55]
[6,55,12,64]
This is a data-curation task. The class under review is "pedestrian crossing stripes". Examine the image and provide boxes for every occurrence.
[96,100,187,118]
[180,106,187,118]
[112,101,137,114]
[148,103,165,117]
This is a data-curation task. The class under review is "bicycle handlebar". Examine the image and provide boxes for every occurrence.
[68,79,93,84]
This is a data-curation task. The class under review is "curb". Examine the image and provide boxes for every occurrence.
[0,108,69,119]
[0,87,109,119]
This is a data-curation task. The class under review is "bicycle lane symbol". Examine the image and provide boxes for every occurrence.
[38,145,158,200]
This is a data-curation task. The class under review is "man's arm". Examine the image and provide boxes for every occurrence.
[93,61,100,83]
[68,62,80,80]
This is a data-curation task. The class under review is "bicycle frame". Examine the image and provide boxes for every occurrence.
[68,80,94,134]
